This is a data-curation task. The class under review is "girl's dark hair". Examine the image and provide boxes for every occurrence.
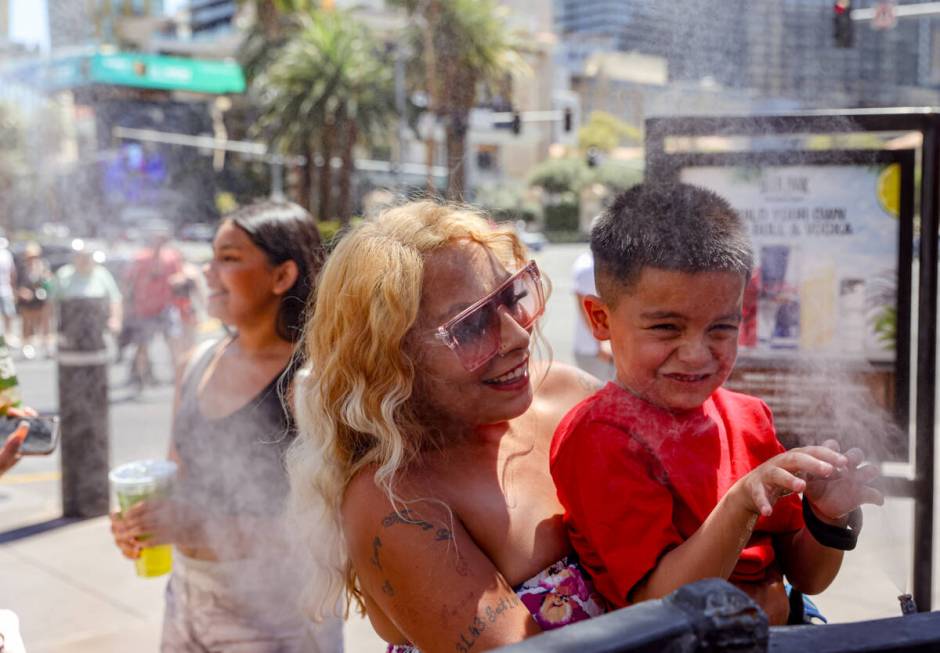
[227,200,324,343]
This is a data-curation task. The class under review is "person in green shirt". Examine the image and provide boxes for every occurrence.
[53,240,123,335]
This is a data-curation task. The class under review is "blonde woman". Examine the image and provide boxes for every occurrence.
[288,202,607,652]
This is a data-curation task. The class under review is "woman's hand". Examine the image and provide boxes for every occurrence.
[109,508,143,559]
[109,498,200,557]
[804,439,884,523]
[0,422,28,476]
[0,405,37,476]
[4,405,38,419]
[732,445,849,517]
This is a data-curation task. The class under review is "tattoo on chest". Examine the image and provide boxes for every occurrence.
[381,508,453,542]
[381,579,395,597]
[454,595,522,653]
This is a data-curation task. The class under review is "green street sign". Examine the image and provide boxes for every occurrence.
[89,53,245,94]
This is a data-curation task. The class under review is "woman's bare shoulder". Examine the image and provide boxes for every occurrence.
[341,466,439,541]
[342,466,388,529]
[533,361,605,404]
[524,362,606,435]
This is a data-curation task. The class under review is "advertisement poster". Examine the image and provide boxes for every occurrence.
[677,153,913,458]
[682,162,900,360]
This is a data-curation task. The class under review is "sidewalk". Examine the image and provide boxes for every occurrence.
[0,471,927,652]
[0,479,384,652]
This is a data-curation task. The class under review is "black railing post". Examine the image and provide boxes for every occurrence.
[495,578,767,653]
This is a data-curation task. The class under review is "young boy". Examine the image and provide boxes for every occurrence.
[550,183,884,625]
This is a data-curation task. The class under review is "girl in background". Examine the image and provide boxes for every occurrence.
[110,201,342,653]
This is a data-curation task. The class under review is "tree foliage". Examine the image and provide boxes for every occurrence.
[392,0,524,199]
[0,104,26,226]
[577,111,642,153]
[527,157,590,196]
[591,160,643,194]
[250,9,395,222]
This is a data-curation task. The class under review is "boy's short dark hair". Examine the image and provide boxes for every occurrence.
[590,182,753,302]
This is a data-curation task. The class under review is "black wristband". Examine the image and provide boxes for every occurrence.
[802,495,862,551]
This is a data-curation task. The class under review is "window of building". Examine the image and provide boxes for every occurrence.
[476,144,499,173]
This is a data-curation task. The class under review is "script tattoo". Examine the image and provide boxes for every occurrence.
[370,536,382,570]
[382,509,453,542]
[454,595,521,653]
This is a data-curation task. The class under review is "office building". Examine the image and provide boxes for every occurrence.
[556,0,940,110]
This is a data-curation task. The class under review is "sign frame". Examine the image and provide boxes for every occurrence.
[646,108,940,611]
[660,148,915,460]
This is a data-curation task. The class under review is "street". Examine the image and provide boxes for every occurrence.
[0,242,931,651]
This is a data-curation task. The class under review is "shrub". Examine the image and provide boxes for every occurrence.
[544,200,579,232]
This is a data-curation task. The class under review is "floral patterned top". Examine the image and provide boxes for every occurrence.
[386,555,606,652]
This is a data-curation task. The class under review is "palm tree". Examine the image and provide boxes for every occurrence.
[237,0,316,83]
[252,10,394,223]
[392,0,522,200]
[0,103,25,229]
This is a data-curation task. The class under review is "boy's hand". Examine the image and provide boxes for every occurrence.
[804,439,884,523]
[734,446,849,518]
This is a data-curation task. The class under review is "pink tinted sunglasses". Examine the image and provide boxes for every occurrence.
[434,261,545,371]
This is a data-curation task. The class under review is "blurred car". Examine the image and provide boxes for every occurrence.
[514,221,548,253]
[139,218,174,240]
[178,222,216,242]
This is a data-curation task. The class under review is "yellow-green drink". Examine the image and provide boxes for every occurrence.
[109,460,178,578]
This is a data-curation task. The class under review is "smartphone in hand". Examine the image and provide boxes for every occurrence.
[0,415,60,455]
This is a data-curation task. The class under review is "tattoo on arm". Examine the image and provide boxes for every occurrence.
[454,594,523,653]
[382,509,453,542]
[370,536,382,570]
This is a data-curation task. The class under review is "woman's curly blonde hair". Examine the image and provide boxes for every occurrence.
[286,200,532,617]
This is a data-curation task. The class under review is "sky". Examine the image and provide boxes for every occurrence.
[9,0,49,52]
[8,0,189,53]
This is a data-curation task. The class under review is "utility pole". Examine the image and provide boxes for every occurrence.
[421,0,440,195]
[394,44,408,192]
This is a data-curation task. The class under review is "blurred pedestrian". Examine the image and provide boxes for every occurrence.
[166,261,202,368]
[1,408,42,653]
[572,250,615,381]
[108,201,341,653]
[52,240,122,335]
[15,242,54,359]
[0,237,18,346]
[124,231,183,389]
[0,608,27,653]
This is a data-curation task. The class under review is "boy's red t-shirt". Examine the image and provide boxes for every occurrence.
[550,383,804,608]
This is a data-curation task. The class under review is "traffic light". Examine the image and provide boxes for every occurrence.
[833,0,854,48]
[511,112,522,135]
[563,107,572,133]
[586,147,599,168]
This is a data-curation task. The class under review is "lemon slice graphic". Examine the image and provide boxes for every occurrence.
[877,163,900,218]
